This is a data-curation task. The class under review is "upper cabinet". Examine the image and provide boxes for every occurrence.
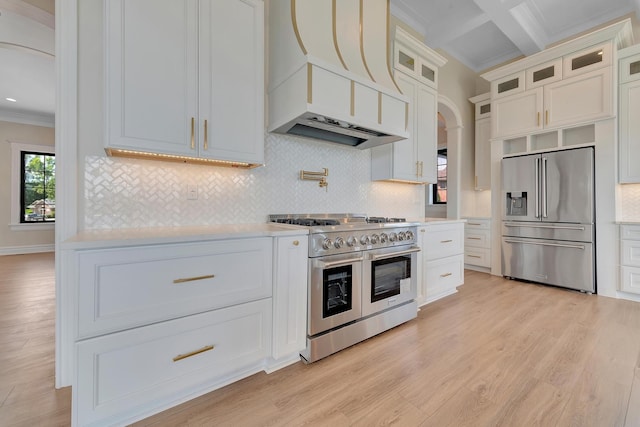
[619,44,640,183]
[371,27,446,184]
[492,46,613,139]
[469,93,491,190]
[483,19,633,142]
[104,0,265,168]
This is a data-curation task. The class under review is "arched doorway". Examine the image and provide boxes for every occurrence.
[426,95,462,219]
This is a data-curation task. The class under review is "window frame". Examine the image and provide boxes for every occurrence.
[431,148,448,205]
[9,141,55,231]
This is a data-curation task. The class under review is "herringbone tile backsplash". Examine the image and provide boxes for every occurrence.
[619,184,640,221]
[84,133,424,229]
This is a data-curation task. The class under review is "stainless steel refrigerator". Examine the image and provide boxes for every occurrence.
[501,146,595,293]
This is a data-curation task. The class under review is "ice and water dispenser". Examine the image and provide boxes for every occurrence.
[506,191,527,216]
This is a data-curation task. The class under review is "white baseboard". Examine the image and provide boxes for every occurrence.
[0,244,55,255]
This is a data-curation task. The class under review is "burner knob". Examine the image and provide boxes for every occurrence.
[398,231,406,241]
[370,234,380,244]
[360,235,370,245]
[406,230,414,241]
[346,236,358,247]
[380,233,388,243]
[322,238,333,250]
[389,232,397,242]
[334,237,345,249]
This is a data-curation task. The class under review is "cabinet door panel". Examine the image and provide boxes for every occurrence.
[199,0,264,163]
[417,85,437,183]
[544,67,612,128]
[106,0,198,155]
[474,117,491,190]
[492,89,542,138]
[392,73,418,181]
[619,80,640,182]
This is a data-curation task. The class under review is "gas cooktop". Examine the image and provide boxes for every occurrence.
[268,214,419,256]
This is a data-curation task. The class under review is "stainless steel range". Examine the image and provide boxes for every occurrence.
[269,214,420,363]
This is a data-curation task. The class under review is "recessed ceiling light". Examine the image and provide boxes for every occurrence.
[6,98,17,102]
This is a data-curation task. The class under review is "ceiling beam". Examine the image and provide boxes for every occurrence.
[473,0,546,56]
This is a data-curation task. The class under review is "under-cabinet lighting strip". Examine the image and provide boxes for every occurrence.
[105,148,262,169]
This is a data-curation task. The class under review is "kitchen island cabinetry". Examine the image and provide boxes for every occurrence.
[417,221,464,306]
[371,27,446,184]
[618,44,640,182]
[620,225,640,294]
[104,0,264,167]
[65,226,308,426]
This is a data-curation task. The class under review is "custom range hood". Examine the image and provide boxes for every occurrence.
[267,0,409,149]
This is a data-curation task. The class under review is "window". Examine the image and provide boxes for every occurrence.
[431,149,447,204]
[21,151,55,223]
[9,142,55,229]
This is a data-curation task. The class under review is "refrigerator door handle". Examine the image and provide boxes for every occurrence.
[503,223,586,231]
[504,239,585,250]
[535,157,540,218]
[542,157,548,218]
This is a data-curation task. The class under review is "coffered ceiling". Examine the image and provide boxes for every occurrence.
[390,0,639,72]
[1,1,639,125]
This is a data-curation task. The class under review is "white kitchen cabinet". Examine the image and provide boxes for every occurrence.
[71,230,307,426]
[417,222,464,306]
[463,218,491,271]
[372,72,437,183]
[525,58,563,90]
[469,93,491,190]
[371,27,445,184]
[491,71,525,99]
[76,238,273,338]
[105,0,264,166]
[620,225,640,294]
[272,235,308,364]
[492,67,611,139]
[75,299,272,427]
[619,45,640,183]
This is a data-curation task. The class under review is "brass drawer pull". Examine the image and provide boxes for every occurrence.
[203,119,208,150]
[173,345,214,362]
[173,274,215,284]
[440,272,452,278]
[440,240,453,243]
[468,223,482,226]
[467,237,482,240]
[293,240,299,246]
[468,255,481,259]
[190,117,195,149]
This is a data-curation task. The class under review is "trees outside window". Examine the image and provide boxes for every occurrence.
[21,152,55,223]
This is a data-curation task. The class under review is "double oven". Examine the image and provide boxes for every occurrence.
[270,214,420,363]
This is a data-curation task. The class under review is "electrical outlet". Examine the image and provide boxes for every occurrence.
[187,184,198,200]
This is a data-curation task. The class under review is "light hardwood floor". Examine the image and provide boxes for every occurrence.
[2,253,640,426]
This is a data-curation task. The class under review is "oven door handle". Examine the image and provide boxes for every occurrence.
[316,257,364,269]
[368,247,421,261]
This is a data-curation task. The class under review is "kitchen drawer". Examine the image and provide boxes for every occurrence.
[424,224,464,260]
[621,239,640,267]
[425,255,464,298]
[77,238,273,338]
[75,298,272,427]
[464,247,491,268]
[620,266,640,294]
[621,225,640,240]
[465,229,490,248]
[464,218,491,230]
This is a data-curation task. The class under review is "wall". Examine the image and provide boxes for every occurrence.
[77,1,423,230]
[0,120,55,254]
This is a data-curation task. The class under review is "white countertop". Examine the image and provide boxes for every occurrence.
[61,223,309,250]
[412,217,467,225]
